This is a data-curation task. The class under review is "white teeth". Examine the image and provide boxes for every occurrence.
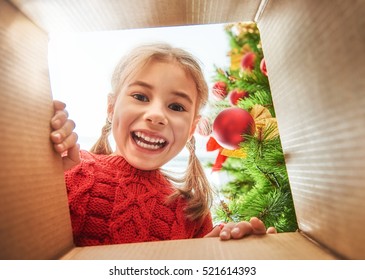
[133,131,167,150]
[134,131,166,144]
[136,140,160,150]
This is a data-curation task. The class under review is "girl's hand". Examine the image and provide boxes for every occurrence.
[50,100,80,171]
[205,217,277,240]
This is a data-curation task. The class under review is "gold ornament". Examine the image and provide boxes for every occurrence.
[250,105,279,140]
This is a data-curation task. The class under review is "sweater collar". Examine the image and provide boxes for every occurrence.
[97,153,161,176]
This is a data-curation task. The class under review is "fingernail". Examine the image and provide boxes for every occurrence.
[220,231,229,239]
[219,230,231,240]
[52,133,61,141]
[231,227,240,235]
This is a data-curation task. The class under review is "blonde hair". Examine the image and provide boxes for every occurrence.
[90,43,212,221]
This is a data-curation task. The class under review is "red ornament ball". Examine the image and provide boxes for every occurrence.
[228,89,249,106]
[212,107,255,150]
[260,58,267,76]
[212,81,228,100]
[240,52,256,71]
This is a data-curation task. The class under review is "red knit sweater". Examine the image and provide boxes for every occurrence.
[65,150,213,246]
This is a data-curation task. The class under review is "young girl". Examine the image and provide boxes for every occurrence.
[51,43,276,247]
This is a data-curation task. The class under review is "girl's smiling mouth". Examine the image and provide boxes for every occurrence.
[131,131,168,151]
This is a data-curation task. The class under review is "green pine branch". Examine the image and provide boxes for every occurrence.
[237,89,275,117]
[212,132,297,231]
[242,134,289,190]
[209,22,298,233]
[235,188,297,232]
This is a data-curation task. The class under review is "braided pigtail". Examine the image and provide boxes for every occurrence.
[169,136,213,221]
[89,118,113,155]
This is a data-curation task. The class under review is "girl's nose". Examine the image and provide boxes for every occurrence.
[144,107,168,126]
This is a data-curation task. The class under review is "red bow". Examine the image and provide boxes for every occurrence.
[206,137,227,172]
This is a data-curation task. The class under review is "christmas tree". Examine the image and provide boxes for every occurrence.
[199,22,297,232]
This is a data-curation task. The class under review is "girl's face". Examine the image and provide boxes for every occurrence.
[109,60,199,170]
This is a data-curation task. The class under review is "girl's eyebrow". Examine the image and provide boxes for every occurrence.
[128,80,153,90]
[129,80,193,105]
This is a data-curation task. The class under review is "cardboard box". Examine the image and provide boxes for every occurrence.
[1,0,364,260]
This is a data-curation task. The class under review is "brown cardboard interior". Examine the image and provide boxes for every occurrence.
[0,0,74,259]
[257,0,365,259]
[60,233,336,260]
[1,0,364,260]
[9,0,262,32]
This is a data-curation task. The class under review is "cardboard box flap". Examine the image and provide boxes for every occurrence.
[61,233,337,260]
[257,0,365,259]
[10,0,262,32]
[0,0,74,260]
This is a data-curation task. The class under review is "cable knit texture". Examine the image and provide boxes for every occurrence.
[65,150,213,246]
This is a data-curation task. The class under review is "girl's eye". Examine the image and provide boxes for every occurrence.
[169,103,186,112]
[132,93,149,102]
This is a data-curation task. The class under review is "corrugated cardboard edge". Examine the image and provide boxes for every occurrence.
[60,233,337,260]
[254,0,269,22]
